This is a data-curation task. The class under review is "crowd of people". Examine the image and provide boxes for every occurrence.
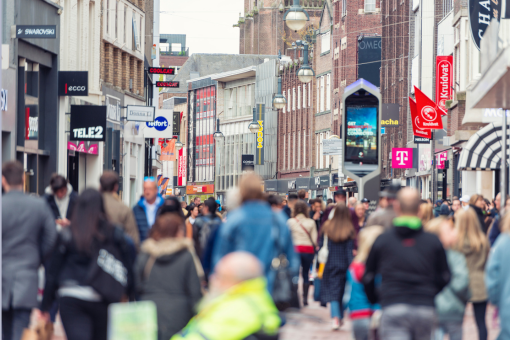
[2,159,510,340]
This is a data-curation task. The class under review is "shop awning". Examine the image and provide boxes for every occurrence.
[457,122,510,170]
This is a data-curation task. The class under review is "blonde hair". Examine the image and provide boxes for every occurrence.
[469,194,484,206]
[425,216,454,236]
[419,203,434,226]
[454,208,488,252]
[355,226,384,263]
[322,205,355,243]
[239,173,264,203]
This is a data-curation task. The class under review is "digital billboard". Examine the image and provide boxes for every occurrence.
[345,106,378,164]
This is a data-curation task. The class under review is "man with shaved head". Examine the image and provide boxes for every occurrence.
[133,177,164,242]
[171,252,281,340]
[362,188,451,340]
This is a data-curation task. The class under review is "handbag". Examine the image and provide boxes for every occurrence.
[316,235,329,279]
[296,219,317,250]
[271,214,299,311]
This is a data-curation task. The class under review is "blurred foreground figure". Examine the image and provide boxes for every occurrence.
[171,252,280,340]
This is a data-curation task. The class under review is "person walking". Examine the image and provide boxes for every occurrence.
[212,173,299,297]
[363,188,450,340]
[425,217,470,340]
[309,198,323,232]
[135,213,203,340]
[40,189,134,340]
[418,202,434,226]
[365,184,399,229]
[287,200,318,307]
[319,204,356,330]
[185,204,199,241]
[194,199,222,278]
[283,193,298,219]
[354,203,367,230]
[44,174,78,228]
[2,161,57,340]
[489,196,510,245]
[100,171,140,247]
[486,213,510,340]
[347,225,384,340]
[133,177,164,242]
[454,208,490,340]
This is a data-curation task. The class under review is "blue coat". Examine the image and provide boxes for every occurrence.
[486,233,510,340]
[212,201,299,292]
[133,196,164,242]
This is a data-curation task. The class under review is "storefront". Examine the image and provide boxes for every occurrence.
[309,175,331,199]
[186,184,215,204]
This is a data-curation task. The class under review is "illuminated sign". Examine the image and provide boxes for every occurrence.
[392,148,413,169]
[345,107,378,164]
[156,81,179,88]
[255,104,265,165]
[148,67,175,75]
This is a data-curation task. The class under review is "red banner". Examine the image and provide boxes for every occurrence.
[409,97,432,138]
[435,56,452,114]
[178,147,187,186]
[414,86,444,130]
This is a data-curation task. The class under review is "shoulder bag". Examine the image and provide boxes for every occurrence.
[296,219,317,250]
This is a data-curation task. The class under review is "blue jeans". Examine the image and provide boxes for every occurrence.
[330,300,343,319]
[2,308,32,340]
[352,318,371,340]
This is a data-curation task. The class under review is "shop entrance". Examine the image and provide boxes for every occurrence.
[68,152,79,193]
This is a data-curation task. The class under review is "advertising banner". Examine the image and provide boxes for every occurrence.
[144,109,173,138]
[178,147,187,186]
[381,103,400,126]
[435,56,453,113]
[392,148,413,169]
[26,106,38,140]
[357,36,381,87]
[70,105,107,142]
[186,184,214,195]
[160,139,176,161]
[345,106,378,164]
[409,97,432,138]
[241,155,255,171]
[126,105,155,122]
[323,139,343,155]
[255,104,265,165]
[413,87,443,130]
[58,71,88,96]
[67,141,99,155]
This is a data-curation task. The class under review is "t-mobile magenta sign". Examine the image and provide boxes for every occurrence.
[392,148,413,168]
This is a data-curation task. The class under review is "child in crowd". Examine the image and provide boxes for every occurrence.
[347,225,384,340]
[425,217,470,340]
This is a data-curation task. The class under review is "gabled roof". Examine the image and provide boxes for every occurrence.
[318,0,333,33]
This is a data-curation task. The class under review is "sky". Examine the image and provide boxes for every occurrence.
[159,0,244,55]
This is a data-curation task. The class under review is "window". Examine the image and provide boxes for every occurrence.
[303,85,306,108]
[287,89,291,112]
[292,87,296,110]
[297,86,301,109]
[334,2,340,24]
[321,31,331,54]
[442,0,453,17]
[316,135,319,168]
[293,133,296,169]
[106,0,109,34]
[342,0,347,17]
[309,82,311,108]
[298,132,301,168]
[283,134,286,169]
[283,90,286,113]
[365,0,376,13]
[288,134,291,170]
[320,76,325,112]
[325,131,330,168]
[115,1,118,38]
[316,80,319,113]
[319,133,324,169]
[326,74,331,110]
[124,6,127,43]
[303,130,306,166]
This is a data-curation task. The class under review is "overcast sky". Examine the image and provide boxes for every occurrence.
[159,0,244,55]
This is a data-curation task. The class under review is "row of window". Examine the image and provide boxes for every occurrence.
[105,0,142,52]
[281,130,332,171]
[283,83,310,113]
[316,74,331,113]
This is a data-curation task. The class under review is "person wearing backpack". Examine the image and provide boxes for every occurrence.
[39,189,134,340]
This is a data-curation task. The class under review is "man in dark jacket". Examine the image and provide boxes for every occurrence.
[2,161,57,340]
[133,178,164,242]
[363,188,450,340]
[309,198,323,232]
[44,174,78,228]
[282,193,298,219]
[195,199,222,278]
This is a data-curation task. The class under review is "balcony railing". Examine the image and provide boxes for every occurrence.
[284,0,324,8]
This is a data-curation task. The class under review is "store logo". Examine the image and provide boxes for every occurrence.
[315,177,321,186]
[146,116,168,131]
[257,120,264,148]
[381,119,399,125]
[421,106,437,122]
[396,150,408,165]
[392,148,413,169]
[72,126,104,139]
[65,84,86,94]
[288,180,296,190]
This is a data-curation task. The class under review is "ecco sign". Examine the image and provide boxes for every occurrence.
[70,105,107,142]
[59,71,89,96]
[144,109,173,138]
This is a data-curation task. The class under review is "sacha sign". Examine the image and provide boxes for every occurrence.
[58,71,89,96]
[435,56,452,113]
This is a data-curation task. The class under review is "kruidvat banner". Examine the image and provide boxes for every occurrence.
[414,86,444,130]
[392,148,414,169]
[409,97,431,138]
[435,56,452,114]
[178,147,187,187]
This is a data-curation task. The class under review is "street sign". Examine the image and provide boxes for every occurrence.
[148,67,175,75]
[15,25,56,39]
[126,105,155,122]
[156,81,179,88]
[322,139,342,155]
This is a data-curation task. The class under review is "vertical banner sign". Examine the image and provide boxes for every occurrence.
[178,147,187,186]
[255,104,265,165]
[414,86,444,130]
[435,56,452,114]
[409,97,432,138]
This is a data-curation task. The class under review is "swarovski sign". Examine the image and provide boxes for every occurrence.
[15,25,56,39]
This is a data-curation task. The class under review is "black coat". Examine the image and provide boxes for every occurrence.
[320,238,353,304]
[470,205,488,233]
[44,190,78,220]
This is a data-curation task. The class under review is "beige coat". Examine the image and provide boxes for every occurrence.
[287,214,318,248]
[103,192,140,247]
[459,238,489,302]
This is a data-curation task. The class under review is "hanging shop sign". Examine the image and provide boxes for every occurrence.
[296,178,310,190]
[264,180,278,192]
[156,81,179,88]
[144,109,173,138]
[15,25,56,39]
[173,112,181,135]
[106,96,121,122]
[160,139,176,161]
[126,105,155,122]
[1,89,8,111]
[409,97,432,138]
[468,0,501,50]
[381,103,400,126]
[436,151,448,169]
[148,67,175,75]
[413,87,444,130]
[186,184,214,195]
[414,136,431,144]
[255,104,265,165]
[391,148,413,169]
[435,56,453,113]
[241,154,255,171]
[58,71,89,96]
[323,139,343,155]
[70,105,107,142]
[178,147,187,186]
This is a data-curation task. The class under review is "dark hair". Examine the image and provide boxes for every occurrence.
[198,203,204,209]
[322,205,355,242]
[150,213,184,240]
[158,196,185,219]
[297,189,307,200]
[50,174,68,193]
[313,198,323,205]
[204,199,218,215]
[186,204,198,218]
[71,189,107,253]
[100,171,119,192]
[267,194,282,207]
[2,161,23,186]
[288,193,298,201]
[327,198,333,205]
[293,200,309,218]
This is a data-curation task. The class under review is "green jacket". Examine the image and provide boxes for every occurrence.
[435,250,471,322]
[171,278,281,340]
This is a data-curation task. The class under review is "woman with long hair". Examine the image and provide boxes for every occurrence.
[40,189,133,340]
[135,213,203,340]
[185,204,199,239]
[469,194,489,233]
[454,209,490,340]
[320,204,356,330]
[287,200,318,307]
[418,202,434,227]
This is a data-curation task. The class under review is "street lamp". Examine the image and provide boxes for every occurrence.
[284,0,310,32]
[297,42,314,83]
[273,77,287,109]
[213,118,224,142]
[175,135,183,149]
[248,107,260,133]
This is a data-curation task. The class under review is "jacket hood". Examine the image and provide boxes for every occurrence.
[141,238,204,277]
[45,183,74,197]
[393,216,423,238]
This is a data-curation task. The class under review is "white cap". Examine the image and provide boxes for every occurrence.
[460,195,471,203]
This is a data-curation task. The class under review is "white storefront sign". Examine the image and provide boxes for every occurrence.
[323,139,343,155]
[126,105,155,122]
